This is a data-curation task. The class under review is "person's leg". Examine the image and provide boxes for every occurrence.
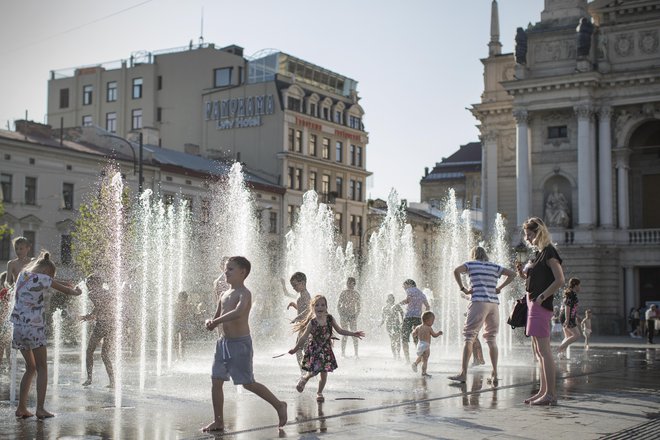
[100,333,115,388]
[243,381,288,427]
[203,378,225,432]
[17,348,36,417]
[649,320,655,343]
[421,350,430,375]
[482,304,499,380]
[558,327,580,353]
[525,337,545,403]
[532,336,556,404]
[84,326,102,385]
[317,372,327,400]
[451,302,486,381]
[472,337,484,364]
[33,346,53,418]
[401,318,412,363]
[393,330,401,359]
[388,333,396,357]
[340,316,348,356]
[350,317,359,357]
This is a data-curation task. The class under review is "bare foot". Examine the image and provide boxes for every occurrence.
[82,379,92,386]
[277,401,288,428]
[106,383,114,389]
[448,374,466,383]
[201,421,224,432]
[35,409,55,419]
[15,409,34,419]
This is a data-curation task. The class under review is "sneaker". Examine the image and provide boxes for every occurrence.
[411,362,418,372]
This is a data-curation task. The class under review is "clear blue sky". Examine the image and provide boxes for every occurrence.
[0,0,543,202]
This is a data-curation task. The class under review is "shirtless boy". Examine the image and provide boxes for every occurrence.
[411,311,443,377]
[202,256,287,433]
[5,237,32,286]
[285,272,311,369]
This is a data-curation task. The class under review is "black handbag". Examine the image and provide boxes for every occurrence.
[507,296,528,329]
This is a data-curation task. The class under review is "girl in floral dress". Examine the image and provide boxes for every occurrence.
[557,278,581,359]
[11,252,81,419]
[288,295,364,402]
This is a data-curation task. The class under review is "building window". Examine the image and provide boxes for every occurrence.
[323,107,330,120]
[214,67,232,87]
[0,233,10,260]
[350,215,362,236]
[132,109,143,129]
[548,125,567,139]
[157,107,162,122]
[349,179,356,201]
[356,180,363,202]
[163,194,175,206]
[269,211,277,233]
[132,78,143,99]
[309,134,317,156]
[335,177,343,198]
[82,115,93,127]
[357,146,363,167]
[310,103,317,117]
[24,177,37,205]
[157,75,163,90]
[335,141,343,163]
[309,171,317,191]
[201,199,210,223]
[349,115,361,129]
[182,195,194,213]
[23,231,35,258]
[287,205,297,228]
[295,168,303,190]
[322,138,330,159]
[107,81,117,102]
[255,209,263,233]
[288,166,295,189]
[321,174,330,195]
[106,112,117,133]
[335,212,343,233]
[295,130,302,152]
[334,110,342,124]
[59,88,69,109]
[62,183,74,210]
[287,97,301,112]
[82,85,93,105]
[288,128,295,151]
[1,173,12,203]
[60,235,72,265]
[350,144,356,166]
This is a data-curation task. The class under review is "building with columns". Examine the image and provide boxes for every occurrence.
[472,0,660,333]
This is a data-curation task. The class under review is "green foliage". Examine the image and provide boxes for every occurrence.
[0,200,11,236]
[72,197,107,277]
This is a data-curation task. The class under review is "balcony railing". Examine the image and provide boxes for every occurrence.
[628,229,660,245]
[552,228,660,245]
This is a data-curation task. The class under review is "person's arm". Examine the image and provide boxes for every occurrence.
[534,258,565,304]
[356,292,361,316]
[453,264,472,295]
[495,268,517,294]
[431,328,443,338]
[205,296,223,330]
[412,325,419,338]
[6,261,15,286]
[515,261,528,280]
[288,322,312,353]
[280,277,296,299]
[395,304,404,320]
[331,317,365,338]
[51,279,82,296]
[209,290,251,328]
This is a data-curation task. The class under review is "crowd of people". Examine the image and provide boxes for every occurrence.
[1,216,658,432]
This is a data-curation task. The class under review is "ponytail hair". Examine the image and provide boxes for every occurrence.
[563,277,580,297]
[24,251,56,277]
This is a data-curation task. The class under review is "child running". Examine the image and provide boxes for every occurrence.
[411,311,442,377]
[380,294,404,359]
[11,251,82,418]
[203,256,287,433]
[288,295,365,402]
[285,272,312,370]
[0,271,11,369]
[80,275,115,388]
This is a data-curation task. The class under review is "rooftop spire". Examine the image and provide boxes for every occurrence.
[488,0,502,56]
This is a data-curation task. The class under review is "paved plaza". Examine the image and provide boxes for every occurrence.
[0,338,658,440]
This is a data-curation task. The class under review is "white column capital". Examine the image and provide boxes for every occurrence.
[613,147,632,168]
[573,104,594,120]
[481,130,498,144]
[513,108,529,124]
[598,105,613,119]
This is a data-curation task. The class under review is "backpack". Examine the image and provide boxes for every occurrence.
[507,297,528,331]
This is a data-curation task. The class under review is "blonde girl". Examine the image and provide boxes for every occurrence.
[557,278,581,358]
[288,295,364,402]
[10,251,81,419]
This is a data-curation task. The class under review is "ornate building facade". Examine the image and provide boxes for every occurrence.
[472,0,660,333]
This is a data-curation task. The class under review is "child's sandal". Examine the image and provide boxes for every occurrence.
[296,376,308,393]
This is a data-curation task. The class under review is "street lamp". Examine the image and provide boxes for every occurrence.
[102,132,144,193]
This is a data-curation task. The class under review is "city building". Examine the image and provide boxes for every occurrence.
[47,44,370,250]
[420,141,482,212]
[471,0,660,333]
[0,120,283,278]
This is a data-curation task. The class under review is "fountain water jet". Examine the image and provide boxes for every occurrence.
[109,172,126,408]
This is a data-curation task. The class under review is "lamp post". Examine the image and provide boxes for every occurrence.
[102,132,144,193]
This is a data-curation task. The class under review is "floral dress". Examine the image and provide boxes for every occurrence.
[10,271,53,350]
[301,315,338,374]
[563,291,579,329]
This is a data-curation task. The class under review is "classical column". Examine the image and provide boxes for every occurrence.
[598,106,614,227]
[513,108,530,226]
[614,148,631,229]
[574,104,594,226]
[589,112,598,223]
[482,130,498,231]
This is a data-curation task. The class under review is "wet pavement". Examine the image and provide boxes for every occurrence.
[0,338,658,439]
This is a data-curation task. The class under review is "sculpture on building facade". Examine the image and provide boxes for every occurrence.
[576,17,594,58]
[515,27,528,64]
[544,184,570,228]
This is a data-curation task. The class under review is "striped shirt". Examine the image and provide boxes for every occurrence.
[464,261,505,304]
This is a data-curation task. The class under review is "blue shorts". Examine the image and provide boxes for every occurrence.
[212,335,255,385]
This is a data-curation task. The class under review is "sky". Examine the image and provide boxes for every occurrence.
[0,0,544,202]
